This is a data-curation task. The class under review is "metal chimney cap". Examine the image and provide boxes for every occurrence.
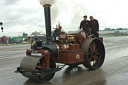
[43,4,51,7]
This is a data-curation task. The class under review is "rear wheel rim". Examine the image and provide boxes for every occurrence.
[82,39,105,70]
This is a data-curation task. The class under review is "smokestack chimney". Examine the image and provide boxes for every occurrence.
[43,4,52,43]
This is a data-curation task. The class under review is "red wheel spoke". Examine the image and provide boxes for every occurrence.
[95,60,97,64]
[92,46,95,50]
[96,52,99,55]
[94,55,98,60]
[93,43,96,50]
[90,45,93,51]
[92,42,96,50]
[95,48,99,52]
[89,56,93,61]
[88,52,92,55]
[94,43,97,47]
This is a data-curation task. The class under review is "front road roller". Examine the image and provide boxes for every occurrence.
[81,38,105,70]
[15,50,60,82]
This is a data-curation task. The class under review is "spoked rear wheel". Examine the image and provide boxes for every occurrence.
[81,38,105,70]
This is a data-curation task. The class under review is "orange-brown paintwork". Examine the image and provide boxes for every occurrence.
[26,49,50,69]
[58,51,84,64]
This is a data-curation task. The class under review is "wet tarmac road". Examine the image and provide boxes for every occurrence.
[0,37,128,85]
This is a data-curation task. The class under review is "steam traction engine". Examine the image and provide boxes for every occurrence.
[15,4,105,82]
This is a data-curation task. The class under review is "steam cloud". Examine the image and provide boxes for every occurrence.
[39,0,99,31]
[39,0,58,27]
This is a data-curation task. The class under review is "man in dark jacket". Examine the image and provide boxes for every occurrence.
[90,16,99,38]
[80,15,90,33]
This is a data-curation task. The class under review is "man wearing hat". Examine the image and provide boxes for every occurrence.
[90,16,99,38]
[80,15,90,33]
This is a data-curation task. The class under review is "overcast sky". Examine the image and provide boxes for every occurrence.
[0,0,128,37]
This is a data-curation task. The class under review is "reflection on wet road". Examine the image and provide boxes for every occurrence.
[0,37,128,85]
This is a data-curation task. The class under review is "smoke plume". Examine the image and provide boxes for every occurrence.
[39,0,94,31]
[39,0,58,27]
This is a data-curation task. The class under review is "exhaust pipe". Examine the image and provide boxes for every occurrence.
[43,4,52,43]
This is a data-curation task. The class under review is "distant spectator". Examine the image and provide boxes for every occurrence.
[6,40,8,45]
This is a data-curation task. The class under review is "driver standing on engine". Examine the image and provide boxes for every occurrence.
[80,15,90,34]
[90,16,99,38]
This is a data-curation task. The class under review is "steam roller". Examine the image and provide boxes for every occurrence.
[15,4,105,82]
